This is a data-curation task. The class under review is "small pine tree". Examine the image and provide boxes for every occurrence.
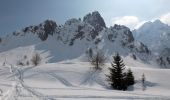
[107,53,127,90]
[142,73,146,91]
[87,48,93,58]
[126,68,135,86]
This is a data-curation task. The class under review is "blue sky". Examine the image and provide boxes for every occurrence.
[0,0,170,35]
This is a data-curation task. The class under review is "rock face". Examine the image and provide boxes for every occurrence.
[102,25,150,61]
[22,20,57,41]
[83,11,106,32]
[44,20,57,35]
[107,25,134,44]
[156,48,170,68]
[59,18,96,45]
[0,11,150,63]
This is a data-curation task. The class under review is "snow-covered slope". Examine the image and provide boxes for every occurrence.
[133,20,170,67]
[0,11,150,65]
[0,60,170,100]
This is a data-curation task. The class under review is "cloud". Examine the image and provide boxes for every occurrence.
[160,13,170,25]
[134,21,147,29]
[112,16,140,30]
[111,12,170,30]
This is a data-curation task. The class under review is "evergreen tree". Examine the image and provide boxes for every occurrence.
[126,68,135,86]
[142,73,146,91]
[107,53,127,90]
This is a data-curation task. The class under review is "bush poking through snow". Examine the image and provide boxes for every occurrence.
[88,49,106,70]
[17,61,24,66]
[31,53,41,66]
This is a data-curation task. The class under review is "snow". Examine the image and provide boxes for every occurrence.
[0,59,170,100]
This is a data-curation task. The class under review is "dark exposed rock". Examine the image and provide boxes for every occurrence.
[23,27,30,33]
[38,32,48,41]
[33,26,39,32]
[156,57,166,67]
[44,20,57,35]
[69,31,85,46]
[167,57,170,64]
[65,18,79,26]
[13,31,20,36]
[132,54,137,60]
[108,34,115,42]
[135,42,150,54]
[94,38,101,44]
[90,29,98,39]
[157,48,170,67]
[125,30,134,43]
[20,20,57,41]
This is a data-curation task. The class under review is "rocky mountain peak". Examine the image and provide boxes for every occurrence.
[83,11,106,32]
[109,24,134,43]
[133,19,170,67]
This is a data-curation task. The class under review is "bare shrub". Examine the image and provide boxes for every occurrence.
[31,53,41,66]
[88,49,107,70]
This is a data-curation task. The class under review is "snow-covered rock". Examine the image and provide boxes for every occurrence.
[0,11,150,65]
[83,11,106,32]
[133,20,170,67]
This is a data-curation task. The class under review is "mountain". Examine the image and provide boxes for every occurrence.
[133,20,170,67]
[0,11,150,65]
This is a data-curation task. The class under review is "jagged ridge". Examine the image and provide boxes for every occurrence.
[0,11,150,64]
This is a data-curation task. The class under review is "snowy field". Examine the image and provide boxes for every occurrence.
[0,60,170,100]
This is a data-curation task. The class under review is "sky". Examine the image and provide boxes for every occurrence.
[0,0,170,35]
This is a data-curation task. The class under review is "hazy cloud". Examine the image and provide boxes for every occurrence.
[160,13,170,25]
[112,16,140,29]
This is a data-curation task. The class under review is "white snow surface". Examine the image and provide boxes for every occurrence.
[0,59,170,100]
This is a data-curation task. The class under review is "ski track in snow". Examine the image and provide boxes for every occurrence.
[46,72,73,87]
[0,64,56,100]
